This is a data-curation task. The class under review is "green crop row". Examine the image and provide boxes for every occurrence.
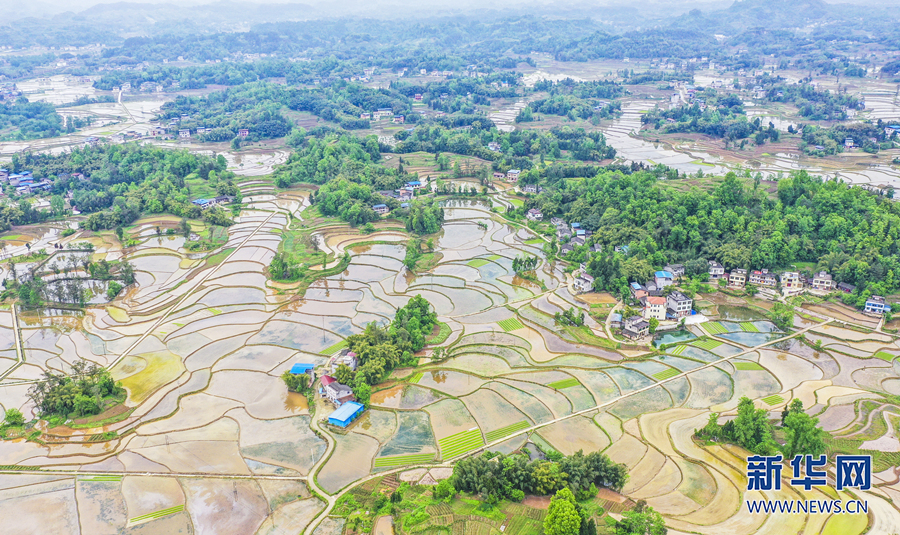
[703,322,728,335]
[761,394,785,406]
[485,420,530,443]
[373,453,436,467]
[129,504,185,523]
[734,362,764,371]
[547,378,580,389]
[739,322,759,333]
[652,368,680,381]
[439,429,485,459]
[669,345,687,355]
[498,318,525,332]
[693,339,722,351]
[409,372,424,384]
[320,339,349,356]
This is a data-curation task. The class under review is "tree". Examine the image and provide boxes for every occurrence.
[781,398,804,426]
[783,410,826,458]
[433,479,455,500]
[280,371,310,394]
[612,500,667,535]
[3,407,24,426]
[544,488,582,535]
[334,363,355,385]
[648,318,659,333]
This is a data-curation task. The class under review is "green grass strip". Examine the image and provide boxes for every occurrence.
[693,339,723,351]
[80,475,123,481]
[467,258,490,268]
[485,420,531,442]
[498,317,525,332]
[409,372,424,384]
[373,453,435,467]
[874,351,897,362]
[320,339,348,355]
[524,238,543,245]
[735,362,765,371]
[488,254,502,260]
[669,345,687,356]
[703,322,728,335]
[761,394,785,406]
[129,504,185,523]
[652,368,680,381]
[427,322,452,345]
[739,322,759,332]
[547,378,580,389]
[438,428,485,459]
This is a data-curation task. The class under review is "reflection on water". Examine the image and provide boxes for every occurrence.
[284,391,309,412]
[715,305,763,322]
[430,370,447,384]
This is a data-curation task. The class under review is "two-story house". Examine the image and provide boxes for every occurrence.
[667,291,693,318]
[708,261,725,280]
[749,269,777,287]
[729,268,747,288]
[644,296,667,320]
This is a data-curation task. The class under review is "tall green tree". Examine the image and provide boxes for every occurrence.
[544,488,582,535]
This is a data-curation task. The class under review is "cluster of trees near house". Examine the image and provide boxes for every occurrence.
[643,91,779,145]
[452,449,628,503]
[519,169,900,308]
[337,295,437,405]
[157,83,293,144]
[800,122,895,156]
[26,361,124,419]
[394,123,616,164]
[10,145,237,231]
[762,82,864,121]
[696,397,825,459]
[0,99,64,141]
[6,256,136,307]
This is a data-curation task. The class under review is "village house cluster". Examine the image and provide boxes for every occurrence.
[288,349,364,428]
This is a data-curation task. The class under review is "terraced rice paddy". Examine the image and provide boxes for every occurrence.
[0,184,897,535]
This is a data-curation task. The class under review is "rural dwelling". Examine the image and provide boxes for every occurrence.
[667,291,693,318]
[488,142,501,152]
[522,184,540,194]
[328,401,365,428]
[609,313,622,328]
[865,295,890,315]
[150,126,166,136]
[507,169,521,181]
[664,264,685,279]
[781,271,805,296]
[493,172,505,179]
[811,271,834,291]
[178,129,190,138]
[239,129,250,138]
[373,204,390,215]
[708,261,725,279]
[837,282,856,294]
[332,352,358,373]
[644,296,667,321]
[406,181,424,189]
[654,271,674,288]
[289,363,314,374]
[729,269,747,288]
[622,317,650,340]
[526,209,543,221]
[574,274,594,293]
[323,378,356,405]
[630,282,648,301]
[392,115,405,124]
[360,113,371,120]
[749,269,776,287]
